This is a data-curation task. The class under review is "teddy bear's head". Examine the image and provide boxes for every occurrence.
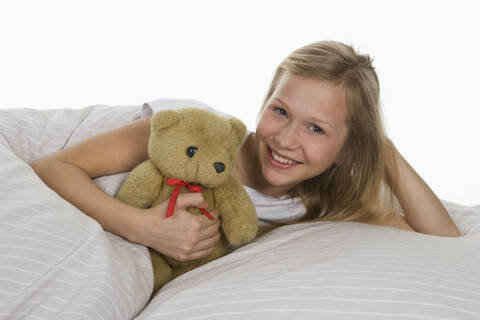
[148,108,247,188]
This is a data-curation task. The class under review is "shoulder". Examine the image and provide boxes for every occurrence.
[379,214,416,232]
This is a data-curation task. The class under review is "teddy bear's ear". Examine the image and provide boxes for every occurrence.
[151,110,182,134]
[229,117,247,147]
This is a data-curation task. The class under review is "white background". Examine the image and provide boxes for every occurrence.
[1,0,478,206]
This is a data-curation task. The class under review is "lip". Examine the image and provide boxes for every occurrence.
[266,145,302,169]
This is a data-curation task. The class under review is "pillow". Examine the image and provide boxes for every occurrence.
[2,105,478,320]
[0,105,153,319]
[0,104,140,164]
[137,204,480,319]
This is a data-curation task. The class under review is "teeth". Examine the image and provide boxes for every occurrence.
[271,149,296,165]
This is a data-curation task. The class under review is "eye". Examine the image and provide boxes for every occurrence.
[186,146,198,158]
[274,107,288,117]
[309,125,324,134]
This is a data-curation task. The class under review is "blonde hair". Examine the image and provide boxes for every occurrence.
[259,40,399,226]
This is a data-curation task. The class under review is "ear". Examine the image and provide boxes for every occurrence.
[151,110,182,135]
[229,117,247,147]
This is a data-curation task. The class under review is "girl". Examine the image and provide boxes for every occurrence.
[31,40,461,263]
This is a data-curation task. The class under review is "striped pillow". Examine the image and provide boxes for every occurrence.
[138,204,480,319]
[0,105,153,319]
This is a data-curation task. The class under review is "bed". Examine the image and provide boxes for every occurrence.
[0,104,479,320]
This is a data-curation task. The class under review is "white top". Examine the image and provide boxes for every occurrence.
[142,98,307,226]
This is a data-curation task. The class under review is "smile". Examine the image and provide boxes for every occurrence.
[267,146,302,167]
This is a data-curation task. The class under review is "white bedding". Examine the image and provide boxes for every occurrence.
[0,105,479,319]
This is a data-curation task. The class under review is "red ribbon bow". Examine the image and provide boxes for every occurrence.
[165,178,215,220]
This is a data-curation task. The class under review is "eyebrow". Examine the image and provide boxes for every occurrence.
[273,97,336,130]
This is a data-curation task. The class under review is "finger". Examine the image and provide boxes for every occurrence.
[197,209,220,226]
[196,221,221,240]
[208,209,220,220]
[176,193,207,209]
[186,246,216,261]
[195,232,221,251]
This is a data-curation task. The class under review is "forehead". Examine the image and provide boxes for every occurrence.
[271,73,349,130]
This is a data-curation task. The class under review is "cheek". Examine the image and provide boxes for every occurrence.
[256,115,277,138]
[303,140,340,166]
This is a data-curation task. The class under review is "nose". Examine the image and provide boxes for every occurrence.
[275,123,299,150]
[213,162,225,173]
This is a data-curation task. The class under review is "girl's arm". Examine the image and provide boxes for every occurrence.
[386,140,462,237]
[31,118,152,240]
[30,117,221,261]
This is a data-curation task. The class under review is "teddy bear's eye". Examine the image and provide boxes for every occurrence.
[186,146,198,158]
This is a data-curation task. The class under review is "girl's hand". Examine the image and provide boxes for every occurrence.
[135,193,221,262]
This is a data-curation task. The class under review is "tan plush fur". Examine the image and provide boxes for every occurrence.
[115,108,258,294]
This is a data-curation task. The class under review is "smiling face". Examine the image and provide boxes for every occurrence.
[254,72,350,197]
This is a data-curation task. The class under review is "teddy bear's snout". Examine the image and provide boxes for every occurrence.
[214,162,225,173]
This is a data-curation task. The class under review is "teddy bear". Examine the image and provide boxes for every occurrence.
[115,107,258,293]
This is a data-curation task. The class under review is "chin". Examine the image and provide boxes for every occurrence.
[263,169,299,190]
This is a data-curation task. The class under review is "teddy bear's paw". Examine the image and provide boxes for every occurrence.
[224,222,258,246]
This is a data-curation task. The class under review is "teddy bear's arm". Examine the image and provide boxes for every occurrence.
[213,176,258,246]
[115,160,164,209]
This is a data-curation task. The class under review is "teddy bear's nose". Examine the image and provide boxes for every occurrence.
[213,162,225,173]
